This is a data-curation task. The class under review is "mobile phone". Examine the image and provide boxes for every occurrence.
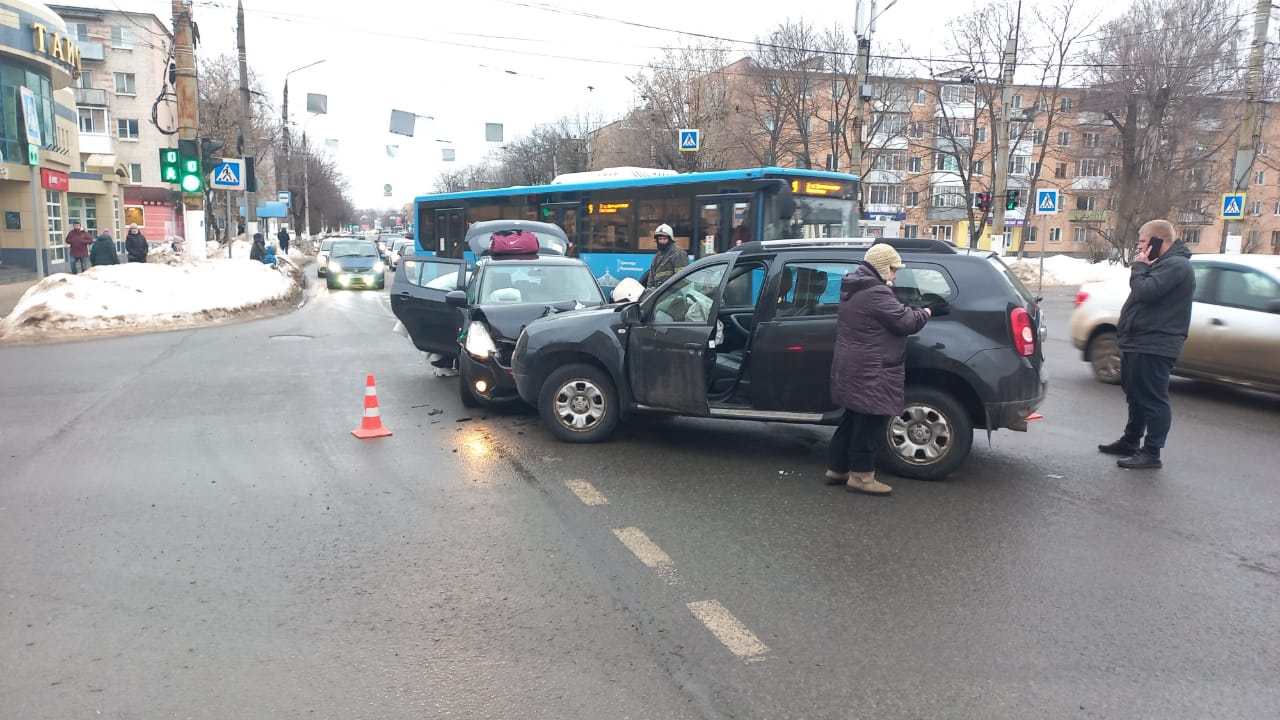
[1147,237,1164,260]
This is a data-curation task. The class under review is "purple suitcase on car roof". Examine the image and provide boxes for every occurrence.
[490,230,539,256]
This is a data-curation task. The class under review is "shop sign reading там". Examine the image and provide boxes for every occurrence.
[29,23,83,75]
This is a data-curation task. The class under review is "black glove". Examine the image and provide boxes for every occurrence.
[925,300,950,317]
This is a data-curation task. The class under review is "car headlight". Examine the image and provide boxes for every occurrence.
[373,261,385,274]
[464,321,497,360]
[329,260,342,272]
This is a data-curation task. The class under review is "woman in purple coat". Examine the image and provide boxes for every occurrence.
[827,244,931,496]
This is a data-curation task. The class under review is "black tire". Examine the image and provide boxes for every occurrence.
[458,363,483,408]
[537,363,619,443]
[1088,330,1122,385]
[876,386,973,481]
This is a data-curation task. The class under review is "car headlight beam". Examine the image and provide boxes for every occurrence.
[464,321,498,360]
[329,260,343,273]
[373,261,386,274]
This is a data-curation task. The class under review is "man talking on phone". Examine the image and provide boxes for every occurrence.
[1098,219,1196,470]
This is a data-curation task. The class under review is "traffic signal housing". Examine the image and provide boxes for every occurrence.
[1006,190,1020,211]
[200,138,225,165]
[158,148,179,184]
[177,138,202,193]
[976,192,991,214]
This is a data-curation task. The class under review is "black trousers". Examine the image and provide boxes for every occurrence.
[828,410,889,473]
[1120,351,1176,455]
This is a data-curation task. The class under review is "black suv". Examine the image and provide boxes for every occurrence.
[511,238,1048,480]
[390,220,608,407]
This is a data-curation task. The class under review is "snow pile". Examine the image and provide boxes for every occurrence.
[0,257,301,342]
[1007,255,1131,287]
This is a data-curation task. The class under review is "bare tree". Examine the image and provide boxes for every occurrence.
[745,21,827,169]
[628,42,734,171]
[1084,0,1243,262]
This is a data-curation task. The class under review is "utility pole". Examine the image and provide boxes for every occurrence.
[237,0,256,237]
[1223,0,1271,253]
[849,29,870,174]
[989,33,1018,255]
[281,82,290,217]
[171,0,203,258]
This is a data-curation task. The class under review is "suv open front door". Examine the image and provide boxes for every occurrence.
[390,255,467,355]
[627,260,733,414]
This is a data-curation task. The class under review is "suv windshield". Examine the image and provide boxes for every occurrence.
[331,241,377,258]
[478,264,604,304]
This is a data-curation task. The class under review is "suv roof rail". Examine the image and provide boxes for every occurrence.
[750,238,876,250]
[875,238,959,254]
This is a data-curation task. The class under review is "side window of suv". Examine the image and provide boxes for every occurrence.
[893,264,957,306]
[652,263,727,324]
[777,262,858,318]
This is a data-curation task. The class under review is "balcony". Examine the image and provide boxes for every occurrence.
[926,207,967,222]
[1070,210,1108,223]
[78,132,113,155]
[1072,176,1111,191]
[1178,212,1214,226]
[74,87,108,106]
[80,42,105,61]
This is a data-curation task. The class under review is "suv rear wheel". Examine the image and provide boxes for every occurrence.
[539,364,619,443]
[877,386,973,481]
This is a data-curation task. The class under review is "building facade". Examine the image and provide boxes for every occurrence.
[52,4,177,246]
[0,0,127,273]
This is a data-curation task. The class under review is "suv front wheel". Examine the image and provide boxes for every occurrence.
[877,386,973,481]
[538,364,619,443]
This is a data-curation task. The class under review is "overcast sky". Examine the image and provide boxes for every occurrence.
[111,0,1151,209]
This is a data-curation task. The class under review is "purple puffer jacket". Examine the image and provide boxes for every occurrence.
[830,262,930,415]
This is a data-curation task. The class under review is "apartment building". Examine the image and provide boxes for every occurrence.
[52,4,179,243]
[595,57,1280,257]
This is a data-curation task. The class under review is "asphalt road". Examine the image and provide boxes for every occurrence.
[1,275,1276,719]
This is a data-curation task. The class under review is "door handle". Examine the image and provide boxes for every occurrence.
[684,342,700,354]
[1211,318,1226,326]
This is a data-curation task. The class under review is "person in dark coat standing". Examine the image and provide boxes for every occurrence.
[1097,218,1196,470]
[277,225,290,255]
[249,233,266,262]
[827,244,932,496]
[638,223,687,289]
[65,221,94,274]
[89,230,119,266]
[124,224,147,263]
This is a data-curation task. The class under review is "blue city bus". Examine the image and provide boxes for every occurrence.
[412,166,861,290]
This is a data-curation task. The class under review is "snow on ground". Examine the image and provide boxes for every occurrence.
[1006,255,1132,288]
[0,255,303,342]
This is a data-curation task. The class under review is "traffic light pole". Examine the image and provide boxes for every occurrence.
[237,1,256,236]
[172,0,203,258]
[989,34,1017,255]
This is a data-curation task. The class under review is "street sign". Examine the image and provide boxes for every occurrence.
[1221,193,1245,219]
[1035,188,1059,215]
[277,190,292,207]
[211,159,244,190]
[678,129,700,152]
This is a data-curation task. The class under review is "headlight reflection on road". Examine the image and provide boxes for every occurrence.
[457,429,497,481]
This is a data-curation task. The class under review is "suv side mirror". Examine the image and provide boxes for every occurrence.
[620,303,642,324]
[1266,298,1280,314]
[445,289,467,307]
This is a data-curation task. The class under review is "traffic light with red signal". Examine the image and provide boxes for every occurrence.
[976,192,992,214]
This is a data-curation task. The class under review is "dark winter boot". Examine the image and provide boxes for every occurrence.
[1117,450,1162,470]
[1098,438,1140,456]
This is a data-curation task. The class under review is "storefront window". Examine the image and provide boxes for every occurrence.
[46,191,65,263]
[0,62,57,163]
[68,196,98,231]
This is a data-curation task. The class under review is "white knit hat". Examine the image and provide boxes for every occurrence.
[864,244,905,280]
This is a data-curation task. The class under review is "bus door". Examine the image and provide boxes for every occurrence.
[694,194,754,257]
[433,207,466,257]
[541,202,581,251]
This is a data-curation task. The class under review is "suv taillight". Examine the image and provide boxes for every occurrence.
[1011,307,1036,357]
[1074,291,1089,307]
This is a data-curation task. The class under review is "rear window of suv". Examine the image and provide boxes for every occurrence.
[987,256,1037,303]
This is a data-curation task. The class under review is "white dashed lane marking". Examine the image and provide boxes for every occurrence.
[687,600,770,661]
[611,527,673,568]
[565,479,608,506]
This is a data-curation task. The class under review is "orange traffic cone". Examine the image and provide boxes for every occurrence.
[352,374,393,439]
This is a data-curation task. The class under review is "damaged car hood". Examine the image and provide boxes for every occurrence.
[474,300,599,340]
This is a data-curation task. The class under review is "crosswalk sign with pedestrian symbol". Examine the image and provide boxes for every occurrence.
[678,129,700,152]
[1035,188,1059,215]
[211,159,244,190]
[1221,193,1245,219]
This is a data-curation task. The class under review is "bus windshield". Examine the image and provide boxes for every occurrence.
[782,196,858,239]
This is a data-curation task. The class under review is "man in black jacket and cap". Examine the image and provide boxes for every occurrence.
[1098,219,1196,470]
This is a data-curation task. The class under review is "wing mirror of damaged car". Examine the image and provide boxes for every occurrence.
[445,290,468,307]
[1266,298,1280,314]
[619,303,643,324]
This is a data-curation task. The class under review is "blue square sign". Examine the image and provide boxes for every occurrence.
[678,129,700,152]
[1221,193,1245,219]
[1035,188,1059,214]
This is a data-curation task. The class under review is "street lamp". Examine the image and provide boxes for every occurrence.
[281,59,325,204]
[301,108,327,240]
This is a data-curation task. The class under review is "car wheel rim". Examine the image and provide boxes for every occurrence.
[1093,338,1121,382]
[888,404,953,466]
[553,379,606,432]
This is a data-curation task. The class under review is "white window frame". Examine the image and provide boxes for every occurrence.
[1078,159,1102,177]
[907,156,923,173]
[116,118,140,140]
[1083,132,1100,148]
[1058,130,1071,147]
[929,224,953,241]
[114,72,136,95]
[1073,227,1090,244]
[78,107,107,134]
[47,190,65,262]
[128,163,143,184]
[110,26,133,49]
[1049,227,1062,243]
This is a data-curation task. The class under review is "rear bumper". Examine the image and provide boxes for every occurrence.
[965,348,1047,431]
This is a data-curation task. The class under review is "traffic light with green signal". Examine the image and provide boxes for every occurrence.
[158,148,179,184]
[177,138,202,193]
[1006,190,1020,211]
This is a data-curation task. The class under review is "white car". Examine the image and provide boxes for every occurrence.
[1069,253,1280,392]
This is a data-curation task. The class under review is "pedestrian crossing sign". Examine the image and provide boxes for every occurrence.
[678,129,700,152]
[1035,188,1059,214]
[1221,193,1245,219]
[211,159,244,190]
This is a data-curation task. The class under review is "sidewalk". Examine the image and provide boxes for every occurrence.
[0,265,40,318]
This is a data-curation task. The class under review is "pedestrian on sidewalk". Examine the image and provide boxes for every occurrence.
[65,221,93,274]
[277,225,290,255]
[249,233,266,262]
[827,244,931,496]
[262,243,277,266]
[125,224,148,263]
[1097,219,1195,470]
[90,229,119,266]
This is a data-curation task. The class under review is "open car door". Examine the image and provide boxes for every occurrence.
[390,255,467,355]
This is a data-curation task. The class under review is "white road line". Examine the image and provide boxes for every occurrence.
[565,479,608,506]
[612,527,673,568]
[687,600,770,662]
